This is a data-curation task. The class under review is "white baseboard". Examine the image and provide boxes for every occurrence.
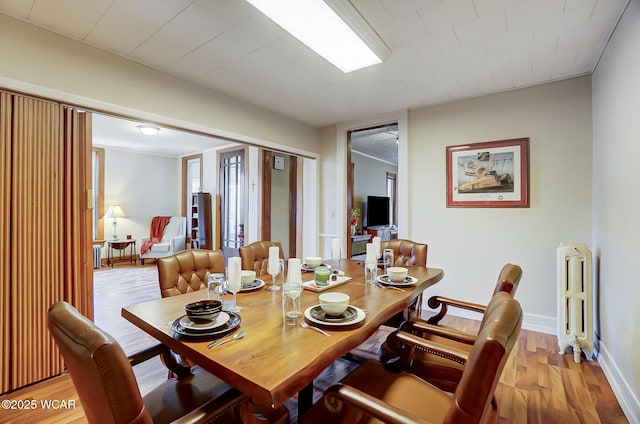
[435,308,556,335]
[598,342,640,424]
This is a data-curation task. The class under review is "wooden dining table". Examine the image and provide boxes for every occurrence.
[121,259,444,420]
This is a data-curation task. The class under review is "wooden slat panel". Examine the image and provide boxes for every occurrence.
[0,92,12,394]
[10,97,65,389]
[62,109,93,321]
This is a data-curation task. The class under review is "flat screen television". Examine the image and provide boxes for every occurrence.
[366,196,390,228]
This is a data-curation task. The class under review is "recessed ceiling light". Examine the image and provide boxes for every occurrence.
[137,125,160,136]
[246,0,390,73]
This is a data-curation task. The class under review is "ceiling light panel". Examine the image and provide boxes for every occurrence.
[246,0,390,73]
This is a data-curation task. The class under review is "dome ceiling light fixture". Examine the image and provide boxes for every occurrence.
[137,125,160,136]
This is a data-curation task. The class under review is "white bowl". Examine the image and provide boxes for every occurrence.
[387,267,408,282]
[305,256,323,268]
[241,270,256,287]
[319,292,350,316]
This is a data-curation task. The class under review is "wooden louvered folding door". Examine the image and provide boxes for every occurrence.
[0,91,92,394]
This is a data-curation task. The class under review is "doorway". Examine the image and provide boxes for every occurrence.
[347,123,398,257]
[260,150,299,258]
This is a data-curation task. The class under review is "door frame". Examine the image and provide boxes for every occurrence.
[260,150,299,258]
[338,110,409,256]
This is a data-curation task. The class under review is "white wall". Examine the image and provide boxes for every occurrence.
[271,155,291,256]
[102,148,179,250]
[408,77,593,333]
[318,126,340,259]
[592,1,640,420]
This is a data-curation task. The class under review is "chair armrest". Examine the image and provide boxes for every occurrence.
[321,384,432,424]
[426,295,487,325]
[139,236,150,244]
[172,388,246,424]
[127,343,167,367]
[127,343,192,379]
[385,330,470,372]
[401,319,477,345]
[171,235,186,252]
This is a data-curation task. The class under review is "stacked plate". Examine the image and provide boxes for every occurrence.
[240,279,265,292]
[376,274,418,287]
[301,263,331,272]
[171,311,241,339]
[303,305,366,327]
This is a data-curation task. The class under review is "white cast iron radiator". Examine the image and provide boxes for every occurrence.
[557,243,593,363]
[93,245,102,269]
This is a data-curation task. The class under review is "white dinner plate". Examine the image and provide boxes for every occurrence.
[376,274,418,287]
[179,312,230,331]
[304,305,366,327]
[240,278,265,292]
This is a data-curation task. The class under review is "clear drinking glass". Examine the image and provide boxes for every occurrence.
[282,281,302,325]
[365,260,378,285]
[227,276,242,312]
[207,273,225,301]
[383,248,395,275]
[332,248,342,272]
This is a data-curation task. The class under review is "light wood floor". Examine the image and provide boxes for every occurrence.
[0,264,628,423]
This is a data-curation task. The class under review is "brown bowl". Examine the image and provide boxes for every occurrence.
[185,300,222,323]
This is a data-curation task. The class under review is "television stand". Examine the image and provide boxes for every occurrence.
[350,234,372,258]
[365,227,398,240]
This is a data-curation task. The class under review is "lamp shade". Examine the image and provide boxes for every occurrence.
[103,205,126,219]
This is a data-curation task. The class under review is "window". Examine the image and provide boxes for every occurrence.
[219,149,246,255]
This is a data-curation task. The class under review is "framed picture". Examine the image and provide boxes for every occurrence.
[446,138,529,207]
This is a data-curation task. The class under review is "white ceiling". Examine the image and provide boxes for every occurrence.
[92,113,231,157]
[0,0,629,157]
[351,124,399,165]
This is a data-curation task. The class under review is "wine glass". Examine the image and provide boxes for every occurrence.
[227,275,242,313]
[268,257,281,291]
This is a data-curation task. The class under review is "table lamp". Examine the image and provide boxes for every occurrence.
[103,205,126,240]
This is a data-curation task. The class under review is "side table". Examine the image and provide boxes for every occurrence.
[107,239,137,267]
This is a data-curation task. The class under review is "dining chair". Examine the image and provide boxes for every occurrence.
[301,292,523,424]
[381,264,523,392]
[345,239,428,362]
[156,249,227,376]
[380,238,428,267]
[239,240,285,277]
[157,249,226,297]
[47,301,245,424]
[381,238,428,324]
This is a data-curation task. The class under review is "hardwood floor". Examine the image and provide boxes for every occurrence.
[0,264,628,423]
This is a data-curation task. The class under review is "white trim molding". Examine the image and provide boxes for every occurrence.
[598,342,640,423]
